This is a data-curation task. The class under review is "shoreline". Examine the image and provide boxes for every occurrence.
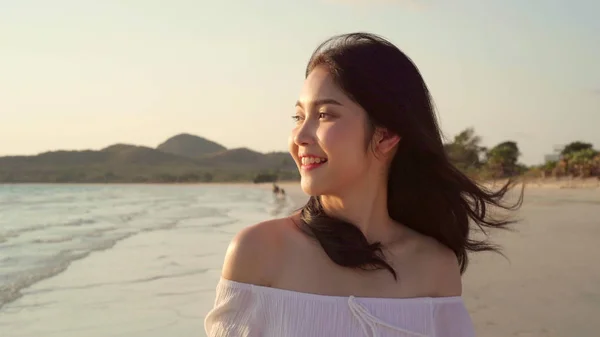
[2,177,598,189]
[0,183,302,311]
[0,184,292,337]
[1,182,598,336]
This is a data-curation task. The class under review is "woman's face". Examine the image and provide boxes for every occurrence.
[289,66,375,196]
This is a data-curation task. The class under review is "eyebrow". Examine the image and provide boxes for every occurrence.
[295,98,343,109]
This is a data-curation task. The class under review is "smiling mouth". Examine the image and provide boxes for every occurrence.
[300,157,328,171]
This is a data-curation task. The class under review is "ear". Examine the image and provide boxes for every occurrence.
[375,128,400,155]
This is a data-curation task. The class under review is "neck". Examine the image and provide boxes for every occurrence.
[319,171,398,244]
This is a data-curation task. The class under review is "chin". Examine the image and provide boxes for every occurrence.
[300,175,328,197]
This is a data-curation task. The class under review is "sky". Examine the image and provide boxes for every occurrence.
[1,0,598,165]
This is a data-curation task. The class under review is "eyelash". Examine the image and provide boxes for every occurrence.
[291,113,330,122]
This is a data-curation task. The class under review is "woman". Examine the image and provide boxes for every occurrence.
[204,32,522,337]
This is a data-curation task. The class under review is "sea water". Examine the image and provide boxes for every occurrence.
[0,184,294,336]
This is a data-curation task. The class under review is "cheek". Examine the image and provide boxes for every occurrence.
[318,122,366,163]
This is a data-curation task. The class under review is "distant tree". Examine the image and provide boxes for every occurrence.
[538,160,559,178]
[153,173,177,183]
[593,154,600,177]
[485,141,521,177]
[253,172,278,184]
[179,172,200,182]
[444,127,486,172]
[561,141,594,156]
[104,171,117,182]
[132,175,149,183]
[277,170,300,181]
[564,148,598,177]
[280,157,293,167]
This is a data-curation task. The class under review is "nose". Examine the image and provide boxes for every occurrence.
[293,120,316,147]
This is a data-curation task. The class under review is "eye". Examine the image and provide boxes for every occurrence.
[319,112,331,120]
[291,115,304,123]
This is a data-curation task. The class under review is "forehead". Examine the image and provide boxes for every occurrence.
[298,66,350,106]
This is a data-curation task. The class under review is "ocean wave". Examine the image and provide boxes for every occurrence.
[31,236,74,244]
[0,218,97,241]
[0,213,220,309]
[0,184,273,312]
[24,268,209,295]
[0,232,135,310]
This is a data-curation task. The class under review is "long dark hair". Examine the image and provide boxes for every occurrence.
[295,32,523,280]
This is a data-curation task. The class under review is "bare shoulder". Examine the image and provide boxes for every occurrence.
[220,217,295,286]
[409,232,463,297]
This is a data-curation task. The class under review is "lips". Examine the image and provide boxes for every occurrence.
[299,155,328,171]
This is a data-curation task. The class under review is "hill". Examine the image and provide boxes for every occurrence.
[0,135,299,183]
[101,144,201,166]
[200,147,264,167]
[157,133,226,158]
[198,148,295,170]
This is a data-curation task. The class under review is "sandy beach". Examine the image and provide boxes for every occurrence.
[1,181,598,337]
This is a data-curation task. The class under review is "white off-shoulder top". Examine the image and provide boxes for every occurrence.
[204,277,475,337]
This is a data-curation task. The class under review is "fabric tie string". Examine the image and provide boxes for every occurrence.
[348,296,429,337]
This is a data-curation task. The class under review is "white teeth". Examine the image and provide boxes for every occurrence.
[301,157,327,165]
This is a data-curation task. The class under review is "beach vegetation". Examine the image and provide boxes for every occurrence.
[0,132,597,183]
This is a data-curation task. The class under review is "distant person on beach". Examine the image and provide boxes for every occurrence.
[272,183,286,199]
[205,32,522,337]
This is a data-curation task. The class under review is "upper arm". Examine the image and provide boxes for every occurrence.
[417,239,463,297]
[221,219,286,286]
[429,244,462,297]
